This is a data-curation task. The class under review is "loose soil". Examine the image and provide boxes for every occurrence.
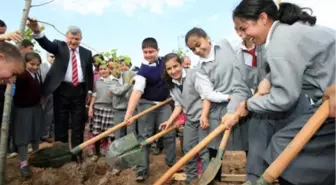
[5,128,246,185]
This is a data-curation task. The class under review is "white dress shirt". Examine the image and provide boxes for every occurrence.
[32,32,84,83]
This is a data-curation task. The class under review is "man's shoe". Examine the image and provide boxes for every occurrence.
[135,171,148,182]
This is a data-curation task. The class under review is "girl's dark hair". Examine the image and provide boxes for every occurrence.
[185,27,208,45]
[162,53,182,89]
[233,0,316,26]
[24,52,41,64]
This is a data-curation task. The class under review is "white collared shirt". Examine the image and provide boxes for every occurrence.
[32,32,84,83]
[199,43,216,65]
[64,47,84,83]
[265,21,279,49]
[239,41,257,66]
[172,69,187,86]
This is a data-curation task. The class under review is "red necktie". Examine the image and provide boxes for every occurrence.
[71,49,79,86]
[243,46,257,67]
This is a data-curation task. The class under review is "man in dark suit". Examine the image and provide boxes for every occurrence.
[27,19,93,161]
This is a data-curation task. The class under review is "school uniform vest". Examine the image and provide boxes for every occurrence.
[197,39,237,97]
[137,57,170,102]
[95,78,112,105]
[170,69,203,122]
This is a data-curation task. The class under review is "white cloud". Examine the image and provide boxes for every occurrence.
[54,0,112,16]
[208,13,220,21]
[54,0,185,16]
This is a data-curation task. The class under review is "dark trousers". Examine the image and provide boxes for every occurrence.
[53,82,86,156]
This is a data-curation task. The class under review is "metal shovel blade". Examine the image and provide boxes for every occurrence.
[106,133,139,159]
[198,157,222,185]
[107,147,145,170]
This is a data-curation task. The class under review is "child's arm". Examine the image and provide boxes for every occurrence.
[124,75,145,125]
[195,72,231,103]
[108,80,132,97]
[159,105,183,130]
[200,99,211,129]
[88,94,96,118]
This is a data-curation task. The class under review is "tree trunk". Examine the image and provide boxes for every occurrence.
[0,0,32,184]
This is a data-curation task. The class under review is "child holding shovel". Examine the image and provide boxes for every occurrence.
[185,28,251,184]
[223,1,335,185]
[124,37,176,182]
[159,53,230,184]
[108,68,135,175]
[88,62,114,161]
[229,23,271,183]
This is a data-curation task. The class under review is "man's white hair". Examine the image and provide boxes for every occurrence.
[67,26,82,36]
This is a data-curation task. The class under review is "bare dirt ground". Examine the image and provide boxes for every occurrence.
[5,126,246,185]
[5,145,246,185]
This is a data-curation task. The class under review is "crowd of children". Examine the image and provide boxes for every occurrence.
[0,0,335,185]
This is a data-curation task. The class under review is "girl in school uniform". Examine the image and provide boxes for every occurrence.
[228,26,271,182]
[184,27,251,183]
[225,1,335,184]
[108,68,135,174]
[13,52,44,177]
[159,53,212,184]
[87,54,103,157]
[88,62,114,161]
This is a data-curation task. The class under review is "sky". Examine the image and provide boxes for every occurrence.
[2,0,336,67]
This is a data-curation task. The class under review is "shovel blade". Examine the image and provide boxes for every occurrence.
[198,158,222,185]
[107,133,139,159]
[107,147,145,170]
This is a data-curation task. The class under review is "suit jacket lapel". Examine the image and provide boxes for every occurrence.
[79,47,86,76]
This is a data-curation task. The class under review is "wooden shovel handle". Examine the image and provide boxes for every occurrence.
[77,98,172,151]
[263,100,330,183]
[218,129,231,150]
[145,125,178,144]
[153,112,239,185]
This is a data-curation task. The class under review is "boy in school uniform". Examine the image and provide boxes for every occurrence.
[124,37,176,181]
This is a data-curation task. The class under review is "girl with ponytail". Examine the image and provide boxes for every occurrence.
[224,0,335,184]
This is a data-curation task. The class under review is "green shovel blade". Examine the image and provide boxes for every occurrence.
[107,147,145,170]
[198,157,222,185]
[106,133,139,159]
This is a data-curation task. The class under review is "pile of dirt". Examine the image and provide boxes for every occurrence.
[5,149,246,185]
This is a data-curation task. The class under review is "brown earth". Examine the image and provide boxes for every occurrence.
[5,145,246,185]
[4,126,246,185]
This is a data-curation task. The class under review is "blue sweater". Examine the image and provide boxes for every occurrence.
[137,57,170,101]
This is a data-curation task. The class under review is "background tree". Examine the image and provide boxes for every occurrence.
[172,48,188,58]
[102,49,132,64]
[0,0,32,184]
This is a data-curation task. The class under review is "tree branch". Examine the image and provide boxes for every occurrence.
[34,19,101,53]
[31,0,55,8]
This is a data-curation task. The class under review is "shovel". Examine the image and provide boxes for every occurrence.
[242,100,330,185]
[28,98,172,168]
[106,124,178,170]
[198,129,231,185]
[153,112,241,185]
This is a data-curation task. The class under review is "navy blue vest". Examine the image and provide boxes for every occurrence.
[137,57,170,101]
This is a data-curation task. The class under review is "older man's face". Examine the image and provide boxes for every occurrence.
[66,33,81,49]
[182,57,191,69]
[0,54,24,83]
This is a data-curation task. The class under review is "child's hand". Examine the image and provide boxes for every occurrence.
[221,113,239,129]
[256,78,271,96]
[323,83,336,118]
[200,115,209,130]
[159,121,172,130]
[108,91,113,97]
[88,108,94,118]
